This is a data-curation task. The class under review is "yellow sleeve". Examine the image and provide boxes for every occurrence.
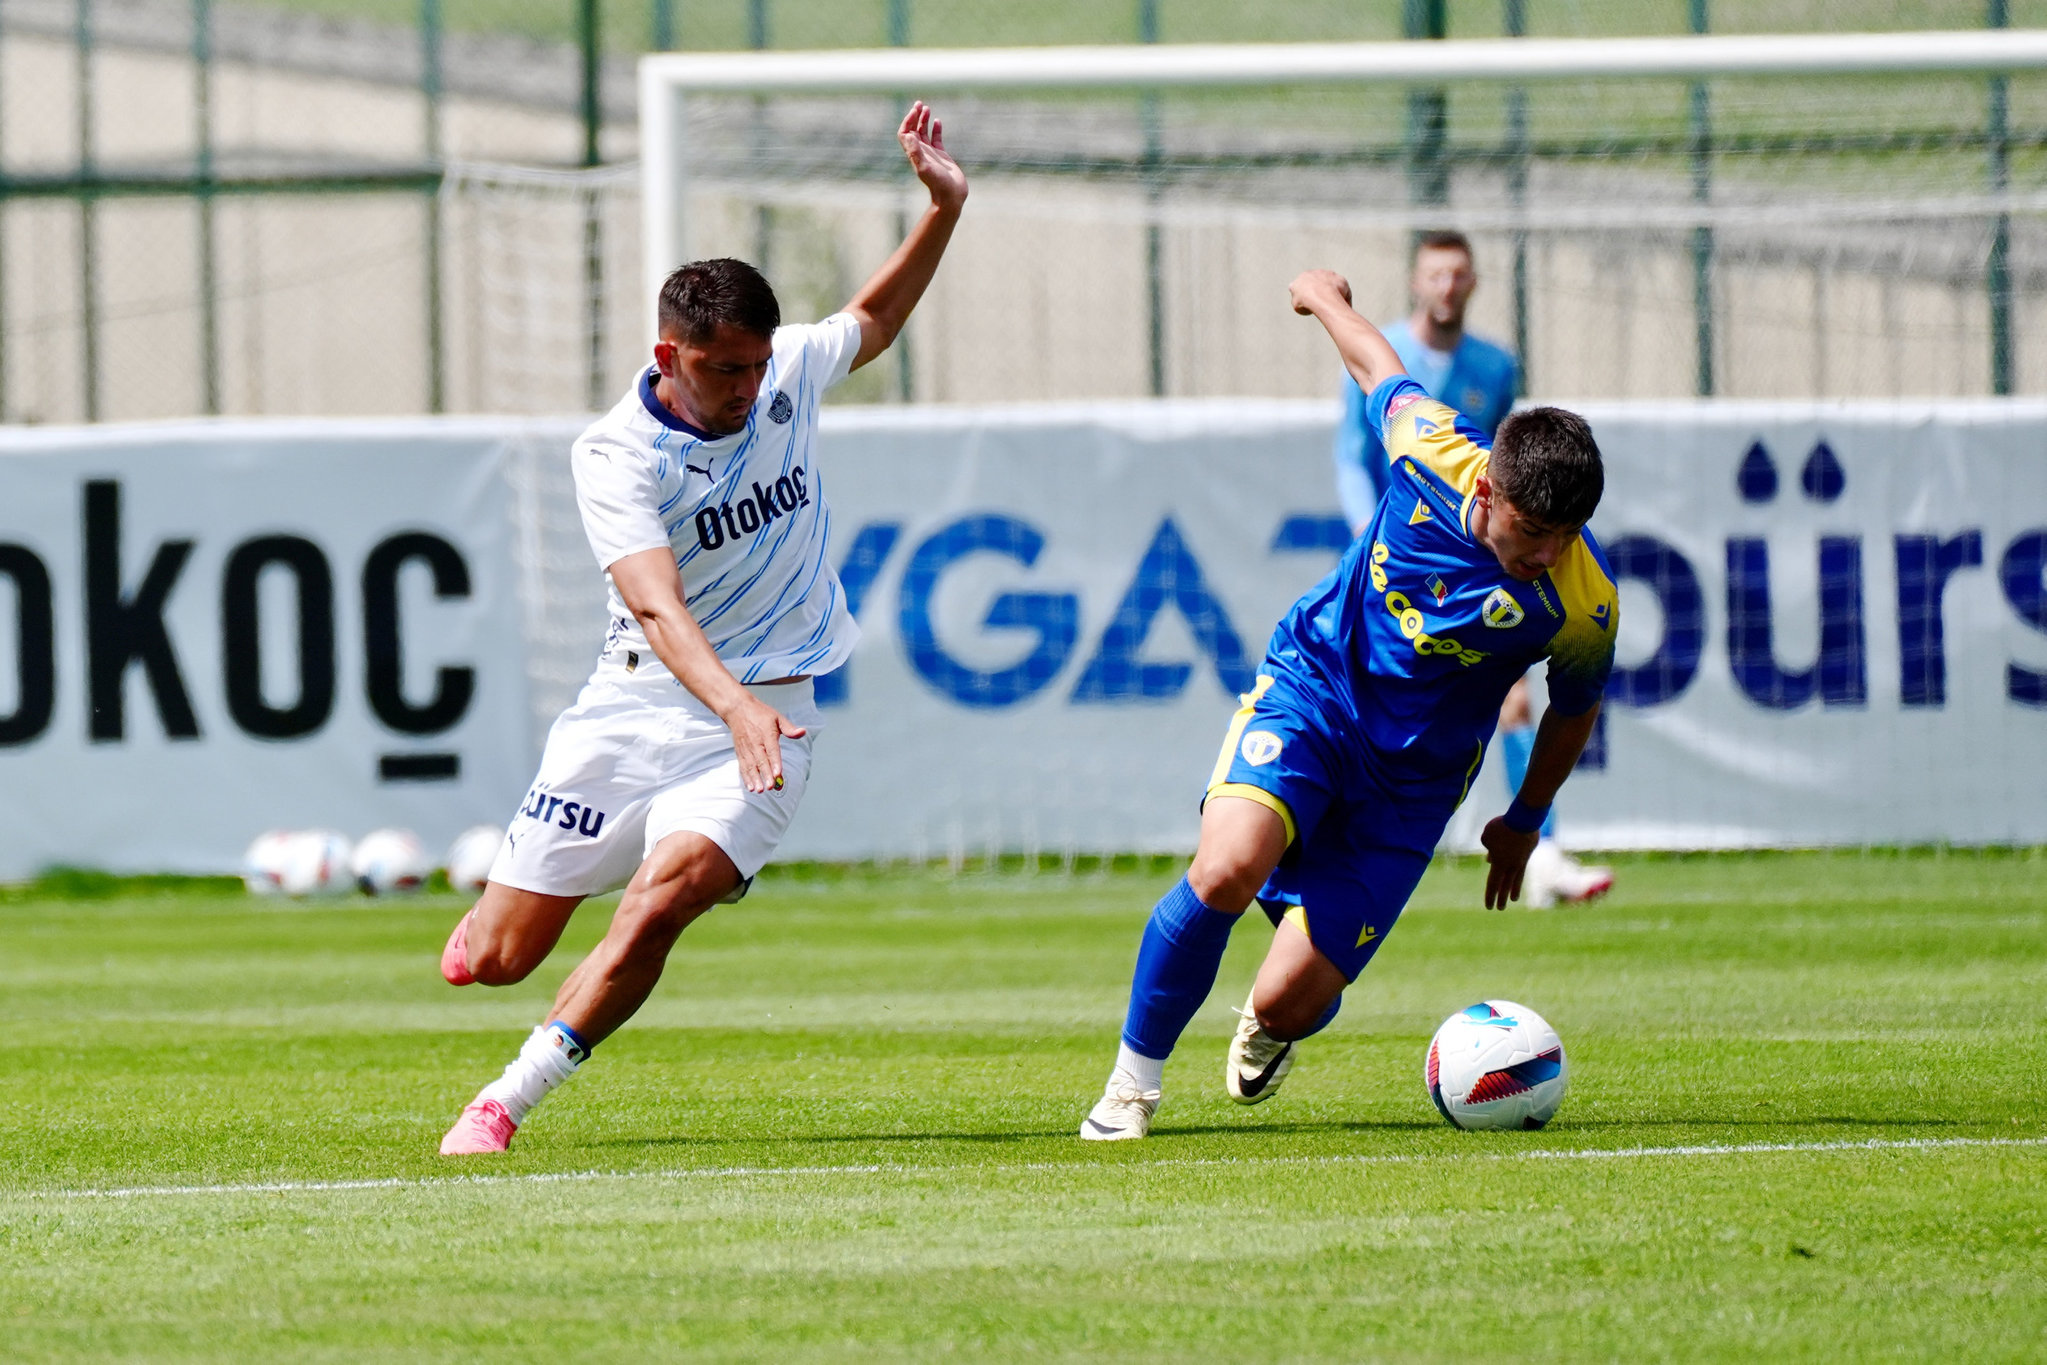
[1383,391,1490,499]
[1544,538,1620,715]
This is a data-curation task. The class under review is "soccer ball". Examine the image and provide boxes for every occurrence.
[351,828,430,896]
[1425,1000,1568,1131]
[241,830,296,895]
[277,830,353,898]
[445,825,504,893]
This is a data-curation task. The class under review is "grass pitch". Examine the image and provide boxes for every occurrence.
[3,852,2044,1361]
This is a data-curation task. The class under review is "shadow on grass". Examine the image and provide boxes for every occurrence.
[585,1118,1446,1150]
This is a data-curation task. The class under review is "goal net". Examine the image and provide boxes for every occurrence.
[639,32,2047,405]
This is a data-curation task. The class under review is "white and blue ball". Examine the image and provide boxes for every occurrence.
[351,828,430,896]
[1426,1000,1568,1131]
[445,825,504,894]
[241,830,296,896]
[277,830,354,898]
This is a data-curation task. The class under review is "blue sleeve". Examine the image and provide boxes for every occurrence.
[1333,378,1382,530]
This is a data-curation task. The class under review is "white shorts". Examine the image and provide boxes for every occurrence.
[487,670,822,898]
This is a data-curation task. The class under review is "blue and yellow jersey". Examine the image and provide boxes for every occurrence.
[1268,376,1617,782]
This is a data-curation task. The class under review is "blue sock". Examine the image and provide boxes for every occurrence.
[1498,726,1557,839]
[1120,878,1240,1060]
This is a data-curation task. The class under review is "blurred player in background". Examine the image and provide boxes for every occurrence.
[1334,230,1609,908]
[434,103,967,1155]
[1081,267,1616,1140]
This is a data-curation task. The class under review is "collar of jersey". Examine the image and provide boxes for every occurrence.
[638,367,729,442]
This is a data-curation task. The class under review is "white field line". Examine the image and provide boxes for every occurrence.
[14,1135,2045,1204]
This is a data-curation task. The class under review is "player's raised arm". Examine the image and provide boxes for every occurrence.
[842,101,968,373]
[1289,269,1408,397]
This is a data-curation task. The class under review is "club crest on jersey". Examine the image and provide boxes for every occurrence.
[767,390,794,424]
[1481,587,1525,629]
[1240,731,1283,766]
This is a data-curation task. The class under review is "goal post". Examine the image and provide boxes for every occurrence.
[640,31,2047,405]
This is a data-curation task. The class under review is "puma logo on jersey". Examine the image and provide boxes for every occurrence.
[1409,500,1433,525]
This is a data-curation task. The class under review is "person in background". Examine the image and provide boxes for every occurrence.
[1333,230,1611,909]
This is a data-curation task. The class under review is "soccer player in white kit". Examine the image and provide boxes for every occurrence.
[436,102,967,1155]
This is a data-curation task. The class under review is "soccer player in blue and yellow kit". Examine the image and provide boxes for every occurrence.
[1081,267,1620,1140]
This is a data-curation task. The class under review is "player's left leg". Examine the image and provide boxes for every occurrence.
[1224,828,1434,1109]
[441,682,820,1155]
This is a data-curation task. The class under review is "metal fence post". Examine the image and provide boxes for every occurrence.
[1689,0,1714,398]
[890,0,913,402]
[1504,0,1528,395]
[1140,0,1163,398]
[77,0,99,421]
[1404,0,1448,217]
[581,0,605,410]
[194,0,220,415]
[421,0,444,414]
[1989,0,2012,396]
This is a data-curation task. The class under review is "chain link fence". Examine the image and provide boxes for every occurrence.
[0,1,2037,422]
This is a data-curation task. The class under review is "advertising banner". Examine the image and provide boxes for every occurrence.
[785,398,2047,858]
[2,399,2042,878]
[0,421,535,879]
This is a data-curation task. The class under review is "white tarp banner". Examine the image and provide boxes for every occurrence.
[2,400,2042,878]
[0,421,534,879]
[785,399,2047,858]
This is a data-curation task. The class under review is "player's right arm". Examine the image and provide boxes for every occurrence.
[608,547,803,795]
[1290,269,1407,400]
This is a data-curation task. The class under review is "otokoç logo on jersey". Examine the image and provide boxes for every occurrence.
[693,466,813,551]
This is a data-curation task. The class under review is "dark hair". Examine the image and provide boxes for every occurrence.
[657,258,780,344]
[1412,229,1473,263]
[1489,407,1604,527]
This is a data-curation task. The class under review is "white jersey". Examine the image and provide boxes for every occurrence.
[572,313,862,687]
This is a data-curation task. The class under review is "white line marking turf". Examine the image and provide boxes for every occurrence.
[18,1135,2046,1203]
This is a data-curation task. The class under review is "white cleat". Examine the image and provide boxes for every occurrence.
[1225,998,1296,1105]
[1525,838,1614,907]
[1553,851,1615,903]
[1080,1078,1160,1141]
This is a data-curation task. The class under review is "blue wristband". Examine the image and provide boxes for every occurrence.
[1504,796,1550,834]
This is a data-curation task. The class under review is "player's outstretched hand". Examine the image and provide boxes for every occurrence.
[1480,817,1539,910]
[1289,269,1353,316]
[722,694,807,794]
[899,101,967,213]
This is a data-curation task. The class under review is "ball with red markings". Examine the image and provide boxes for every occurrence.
[1425,1000,1568,1131]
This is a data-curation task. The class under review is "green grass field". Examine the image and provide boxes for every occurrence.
[3,852,2045,1361]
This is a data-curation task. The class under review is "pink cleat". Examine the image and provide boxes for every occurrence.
[440,1098,518,1155]
[441,909,477,986]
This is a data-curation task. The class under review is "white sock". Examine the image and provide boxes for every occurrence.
[1112,1042,1164,1095]
[480,1022,586,1124]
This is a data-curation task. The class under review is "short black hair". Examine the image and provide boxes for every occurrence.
[1489,407,1604,527]
[658,258,780,344]
[1412,229,1473,263]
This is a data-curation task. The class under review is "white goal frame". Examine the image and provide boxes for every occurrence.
[639,28,2047,336]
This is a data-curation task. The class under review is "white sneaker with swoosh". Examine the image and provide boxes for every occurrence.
[1226,997,1296,1105]
[1080,1079,1160,1141]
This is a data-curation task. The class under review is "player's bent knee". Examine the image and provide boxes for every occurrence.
[1185,851,1269,914]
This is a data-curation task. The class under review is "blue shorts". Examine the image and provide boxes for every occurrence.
[1205,671,1482,980]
